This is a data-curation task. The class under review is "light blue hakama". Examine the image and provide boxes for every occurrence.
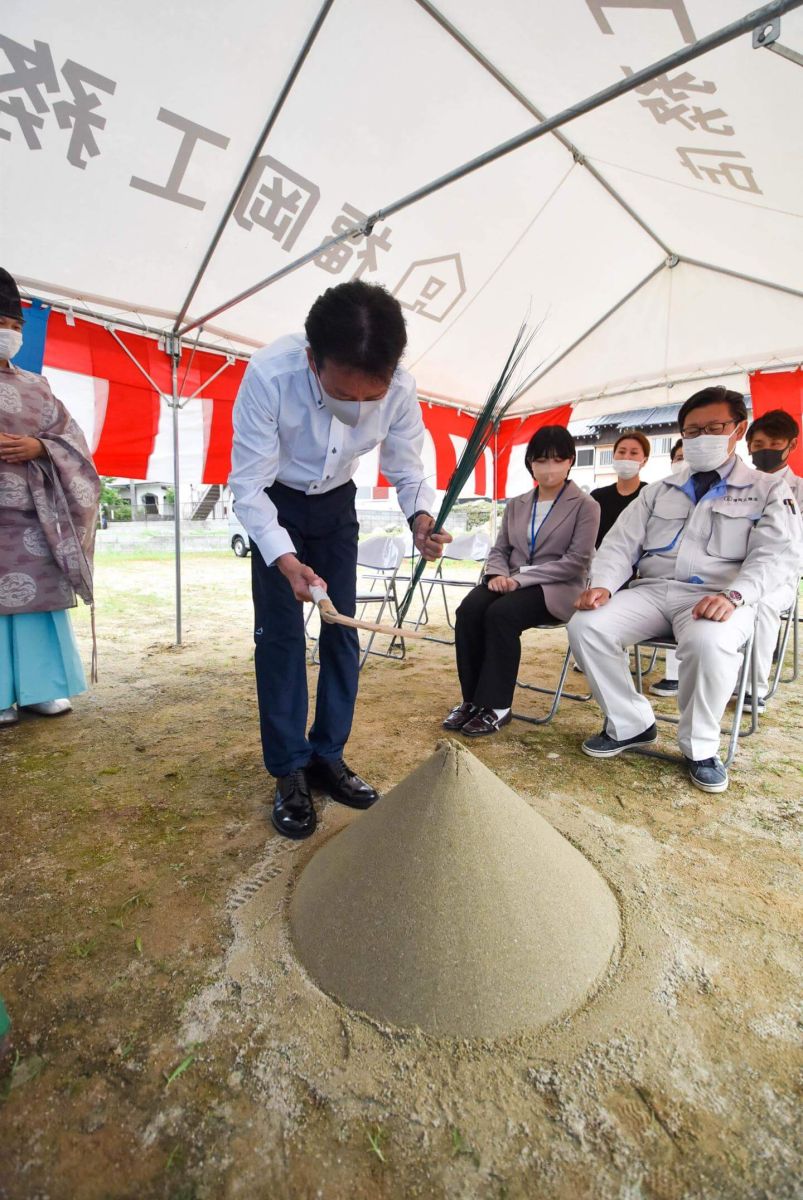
[0,611,87,708]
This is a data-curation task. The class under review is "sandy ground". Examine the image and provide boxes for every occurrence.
[1,549,801,1200]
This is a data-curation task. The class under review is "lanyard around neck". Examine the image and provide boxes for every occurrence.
[529,482,567,559]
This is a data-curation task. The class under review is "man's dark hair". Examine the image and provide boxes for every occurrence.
[678,386,747,431]
[305,281,407,380]
[670,438,683,462]
[525,425,576,474]
[745,408,799,445]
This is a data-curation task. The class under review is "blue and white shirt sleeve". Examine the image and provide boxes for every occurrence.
[378,378,436,521]
[228,361,296,566]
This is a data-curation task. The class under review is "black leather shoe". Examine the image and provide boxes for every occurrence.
[272,769,316,840]
[442,701,479,730]
[307,757,379,809]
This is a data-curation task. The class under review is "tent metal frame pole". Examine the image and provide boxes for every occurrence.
[570,358,803,407]
[513,261,667,403]
[178,0,803,337]
[411,0,672,256]
[106,327,164,394]
[678,256,803,300]
[765,38,803,65]
[169,335,183,646]
[172,0,337,332]
[100,323,187,644]
[26,291,253,363]
[491,429,499,539]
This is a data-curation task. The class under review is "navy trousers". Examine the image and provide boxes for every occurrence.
[251,480,360,777]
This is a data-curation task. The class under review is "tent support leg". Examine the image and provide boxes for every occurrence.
[491,430,498,541]
[169,335,183,646]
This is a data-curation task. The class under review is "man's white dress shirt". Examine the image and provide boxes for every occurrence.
[229,334,435,564]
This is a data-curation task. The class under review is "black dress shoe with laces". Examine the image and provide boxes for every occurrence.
[306,757,379,809]
[272,768,316,840]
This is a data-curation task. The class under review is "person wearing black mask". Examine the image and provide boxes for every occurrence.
[745,409,803,709]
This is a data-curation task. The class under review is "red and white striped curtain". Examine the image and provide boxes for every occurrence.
[40,314,572,498]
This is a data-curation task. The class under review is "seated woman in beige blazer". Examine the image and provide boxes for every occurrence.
[443,426,600,736]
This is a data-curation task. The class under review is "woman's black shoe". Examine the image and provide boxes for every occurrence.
[272,769,316,839]
[442,701,479,730]
[461,707,512,737]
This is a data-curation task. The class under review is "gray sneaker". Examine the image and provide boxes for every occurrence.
[0,705,19,727]
[686,757,728,793]
[649,679,679,698]
[741,693,766,714]
[582,724,658,758]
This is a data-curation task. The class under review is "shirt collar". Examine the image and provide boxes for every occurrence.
[675,454,738,505]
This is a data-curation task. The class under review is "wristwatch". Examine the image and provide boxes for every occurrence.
[719,589,744,607]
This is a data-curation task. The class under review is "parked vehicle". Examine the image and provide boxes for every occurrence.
[228,513,251,557]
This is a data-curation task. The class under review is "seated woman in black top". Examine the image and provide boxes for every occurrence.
[591,429,650,548]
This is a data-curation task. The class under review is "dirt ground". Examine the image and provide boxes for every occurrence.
[1,550,801,1200]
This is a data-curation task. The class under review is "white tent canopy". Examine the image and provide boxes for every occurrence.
[3,0,803,414]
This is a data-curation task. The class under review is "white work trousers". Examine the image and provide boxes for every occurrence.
[753,581,797,697]
[569,581,755,760]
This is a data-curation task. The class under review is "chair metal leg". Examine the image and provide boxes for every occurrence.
[765,603,794,701]
[781,591,800,684]
[629,633,755,767]
[512,647,574,726]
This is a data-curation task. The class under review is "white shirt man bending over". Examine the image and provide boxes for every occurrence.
[229,281,448,840]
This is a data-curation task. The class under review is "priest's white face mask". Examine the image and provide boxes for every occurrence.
[0,327,22,362]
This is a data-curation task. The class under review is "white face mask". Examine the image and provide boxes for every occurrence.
[311,366,364,428]
[0,329,22,362]
[670,460,685,474]
[530,462,569,489]
[682,434,732,473]
[320,391,362,428]
[612,458,641,480]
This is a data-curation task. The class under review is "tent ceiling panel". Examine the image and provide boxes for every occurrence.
[191,138,662,408]
[523,260,803,407]
[1,0,801,415]
[1,0,328,310]
[431,1,803,291]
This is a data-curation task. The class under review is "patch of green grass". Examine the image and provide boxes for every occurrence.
[451,1126,480,1167]
[164,1051,196,1089]
[367,1125,387,1164]
[72,938,97,959]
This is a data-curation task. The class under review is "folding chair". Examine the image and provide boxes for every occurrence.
[512,624,593,726]
[406,529,492,645]
[766,587,799,699]
[630,629,758,767]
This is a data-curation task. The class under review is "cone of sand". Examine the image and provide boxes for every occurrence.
[289,741,620,1037]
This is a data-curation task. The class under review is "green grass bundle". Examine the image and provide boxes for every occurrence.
[397,321,539,624]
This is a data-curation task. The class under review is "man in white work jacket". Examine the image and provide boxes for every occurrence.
[568,386,796,794]
[229,281,448,840]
